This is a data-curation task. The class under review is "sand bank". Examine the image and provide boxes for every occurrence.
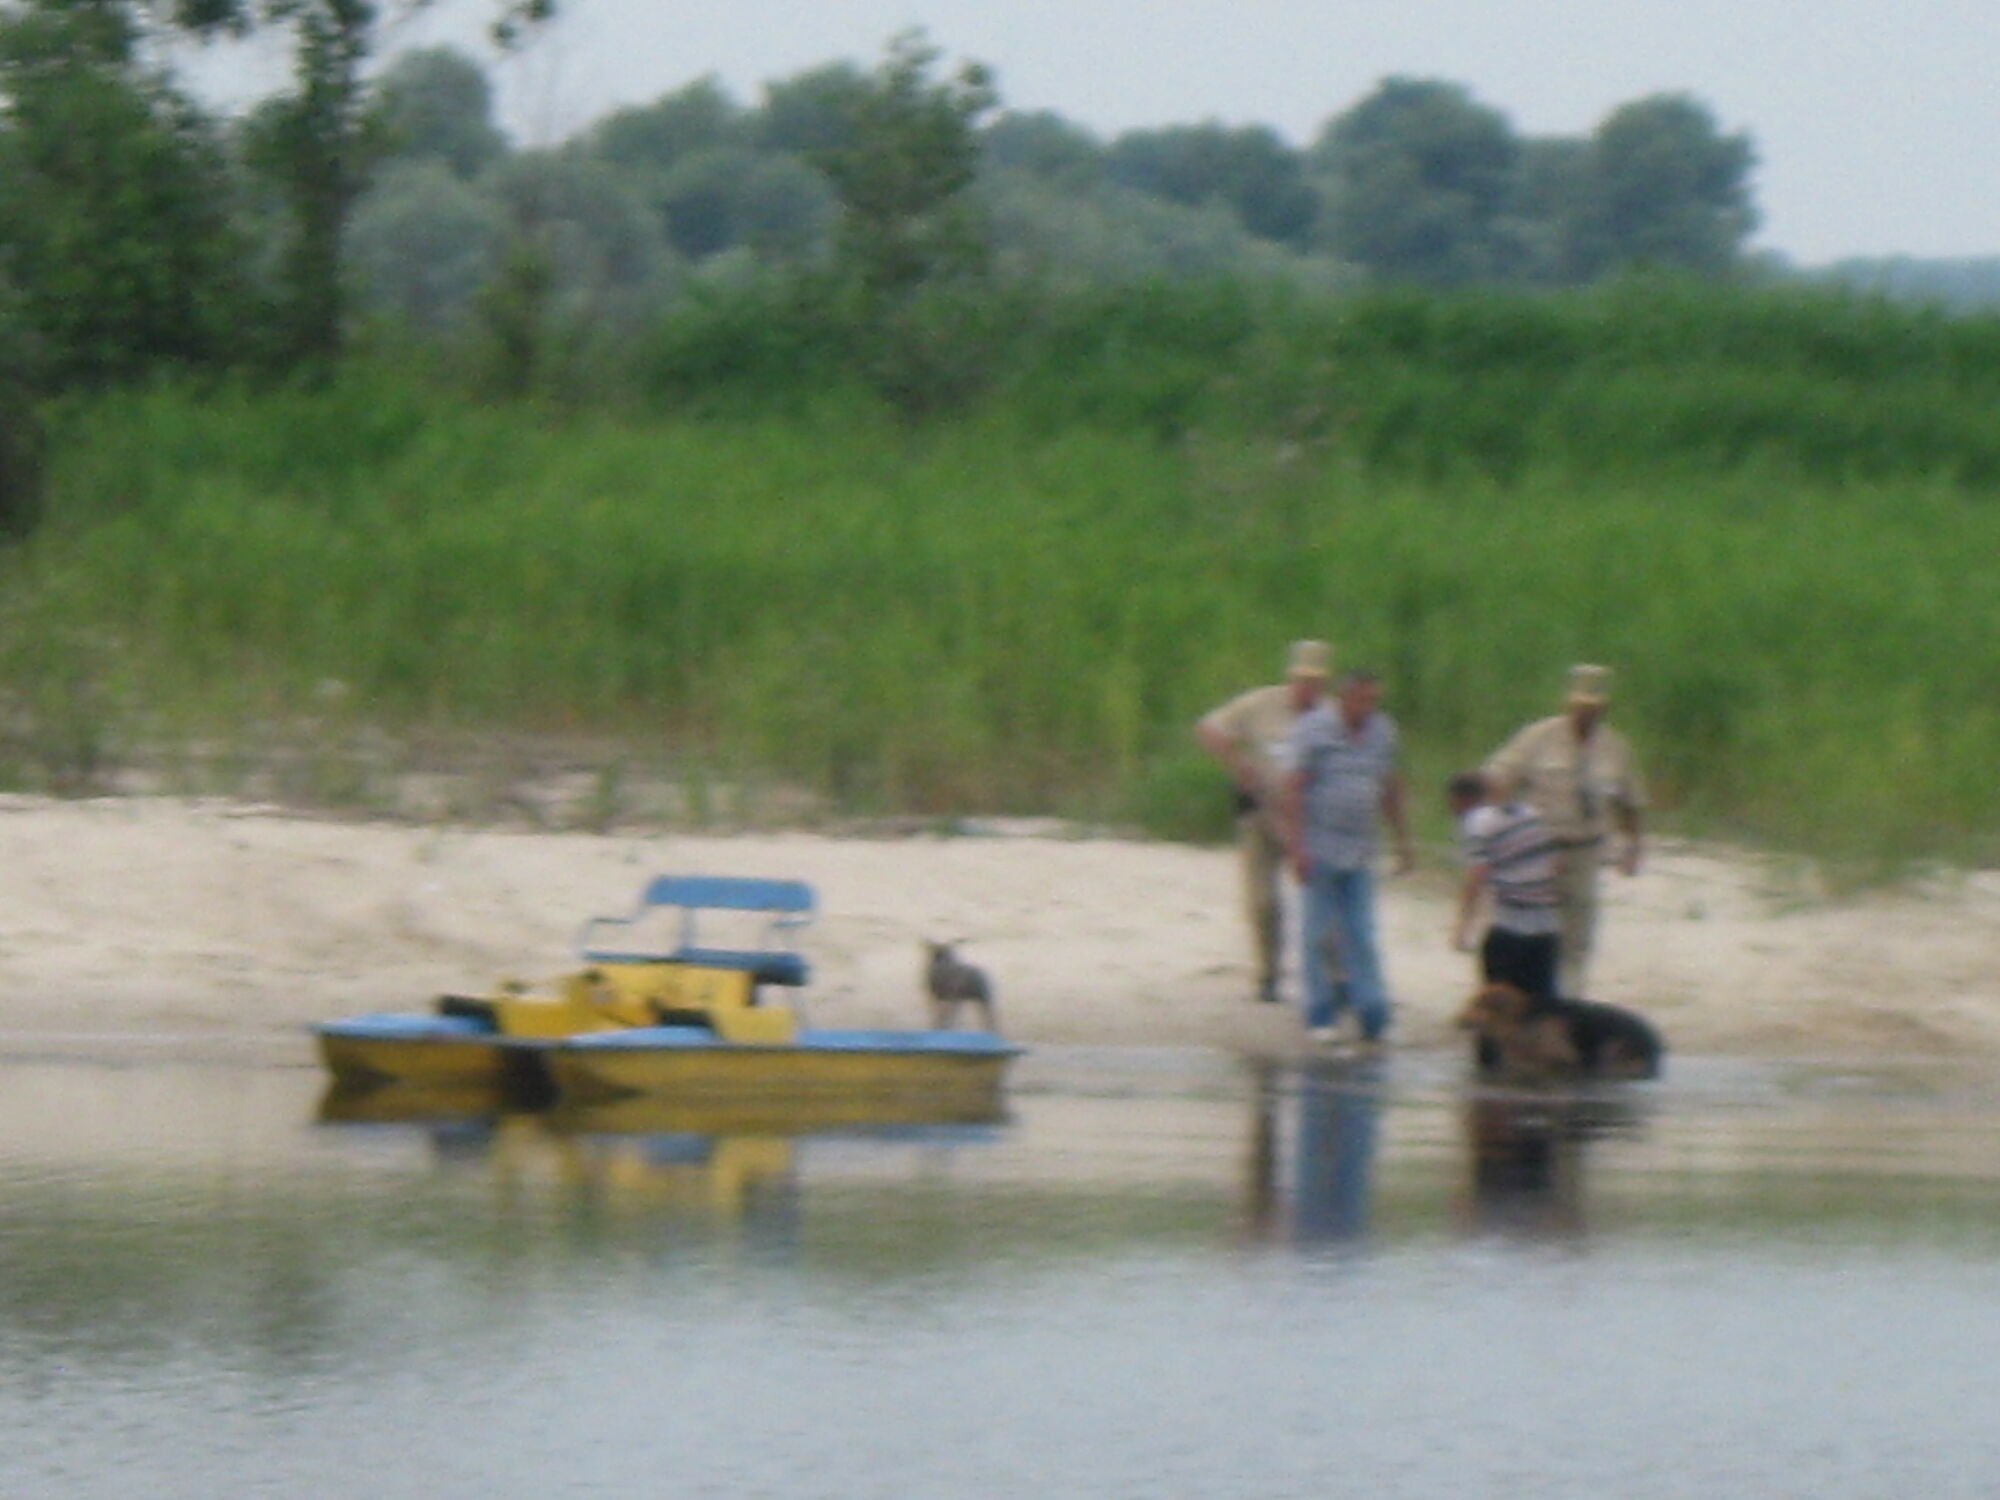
[1,795,1996,1062]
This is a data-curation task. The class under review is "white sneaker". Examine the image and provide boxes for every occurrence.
[1308,1026,1339,1044]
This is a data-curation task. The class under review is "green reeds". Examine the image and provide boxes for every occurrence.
[5,278,2000,869]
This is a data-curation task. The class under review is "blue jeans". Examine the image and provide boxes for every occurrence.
[1302,864,1391,1039]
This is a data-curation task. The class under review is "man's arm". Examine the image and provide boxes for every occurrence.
[1382,769,1415,875]
[1613,734,1647,875]
[1616,804,1645,876]
[1280,766,1310,882]
[1194,704,1259,800]
[1454,864,1488,951]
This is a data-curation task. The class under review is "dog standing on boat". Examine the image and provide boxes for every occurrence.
[1456,981,1663,1080]
[924,940,998,1032]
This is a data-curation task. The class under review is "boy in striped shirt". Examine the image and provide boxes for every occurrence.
[1447,771,1563,1006]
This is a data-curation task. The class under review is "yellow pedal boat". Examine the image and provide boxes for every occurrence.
[314,875,1022,1105]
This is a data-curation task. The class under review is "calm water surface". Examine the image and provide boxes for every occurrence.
[3,1042,2000,1499]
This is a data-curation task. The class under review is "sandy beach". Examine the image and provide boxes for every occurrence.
[2,793,1997,1063]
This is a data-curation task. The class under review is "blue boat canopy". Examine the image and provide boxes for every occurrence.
[577,876,817,986]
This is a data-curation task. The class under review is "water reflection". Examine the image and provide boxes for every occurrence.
[1457,1092,1644,1244]
[1241,1058,1386,1250]
[1239,1059,1662,1253]
[9,1052,2000,1500]
[316,1081,1006,1252]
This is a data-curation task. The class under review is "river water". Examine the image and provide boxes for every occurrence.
[3,1041,1999,1499]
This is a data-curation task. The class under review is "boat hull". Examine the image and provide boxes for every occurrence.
[547,1026,1022,1104]
[315,1014,552,1095]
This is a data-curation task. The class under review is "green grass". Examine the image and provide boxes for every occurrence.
[5,280,2000,870]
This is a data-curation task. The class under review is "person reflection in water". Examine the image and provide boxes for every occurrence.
[1459,1097,1585,1243]
[1455,1094,1643,1244]
[1241,1058,1384,1249]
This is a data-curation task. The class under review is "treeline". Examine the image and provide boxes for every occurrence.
[1816,256,2000,312]
[342,55,1759,325]
[0,7,1764,415]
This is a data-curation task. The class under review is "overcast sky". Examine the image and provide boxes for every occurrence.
[197,0,2000,265]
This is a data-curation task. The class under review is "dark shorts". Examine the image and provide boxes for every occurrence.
[1481,926,1559,1007]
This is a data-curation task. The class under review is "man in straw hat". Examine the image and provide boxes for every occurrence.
[1196,640,1333,1004]
[1482,664,1647,999]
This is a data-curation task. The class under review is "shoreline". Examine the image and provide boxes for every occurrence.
[1,794,1997,1067]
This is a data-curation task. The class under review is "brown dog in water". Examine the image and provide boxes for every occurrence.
[1456,982,1664,1080]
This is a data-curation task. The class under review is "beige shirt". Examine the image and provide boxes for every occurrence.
[1483,715,1647,844]
[1201,684,1306,798]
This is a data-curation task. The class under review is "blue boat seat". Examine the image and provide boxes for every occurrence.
[577,875,817,987]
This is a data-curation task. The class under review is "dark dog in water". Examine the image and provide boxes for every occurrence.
[924,940,998,1032]
[1457,982,1663,1080]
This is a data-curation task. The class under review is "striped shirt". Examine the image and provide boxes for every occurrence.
[1289,706,1399,871]
[1460,801,1561,935]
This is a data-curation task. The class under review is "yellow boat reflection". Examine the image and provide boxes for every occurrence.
[316,1079,1006,1230]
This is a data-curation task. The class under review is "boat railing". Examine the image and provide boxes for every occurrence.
[576,876,817,988]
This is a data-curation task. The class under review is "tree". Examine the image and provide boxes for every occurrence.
[0,364,44,539]
[589,75,744,174]
[803,31,1001,418]
[0,0,248,385]
[650,145,832,261]
[986,171,1310,286]
[1567,94,1757,278]
[371,44,505,179]
[810,29,997,301]
[755,61,869,157]
[1499,136,1593,284]
[232,3,378,365]
[347,159,505,326]
[982,108,1103,186]
[179,0,554,367]
[729,154,837,260]
[471,144,674,396]
[1105,122,1318,245]
[486,145,673,313]
[1314,77,1521,285]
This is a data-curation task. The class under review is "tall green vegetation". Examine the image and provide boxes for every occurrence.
[6,282,2000,869]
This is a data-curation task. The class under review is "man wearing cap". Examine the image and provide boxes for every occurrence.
[1483,664,1647,999]
[1196,640,1332,1003]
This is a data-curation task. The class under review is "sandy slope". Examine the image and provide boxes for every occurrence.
[1,795,1996,1062]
